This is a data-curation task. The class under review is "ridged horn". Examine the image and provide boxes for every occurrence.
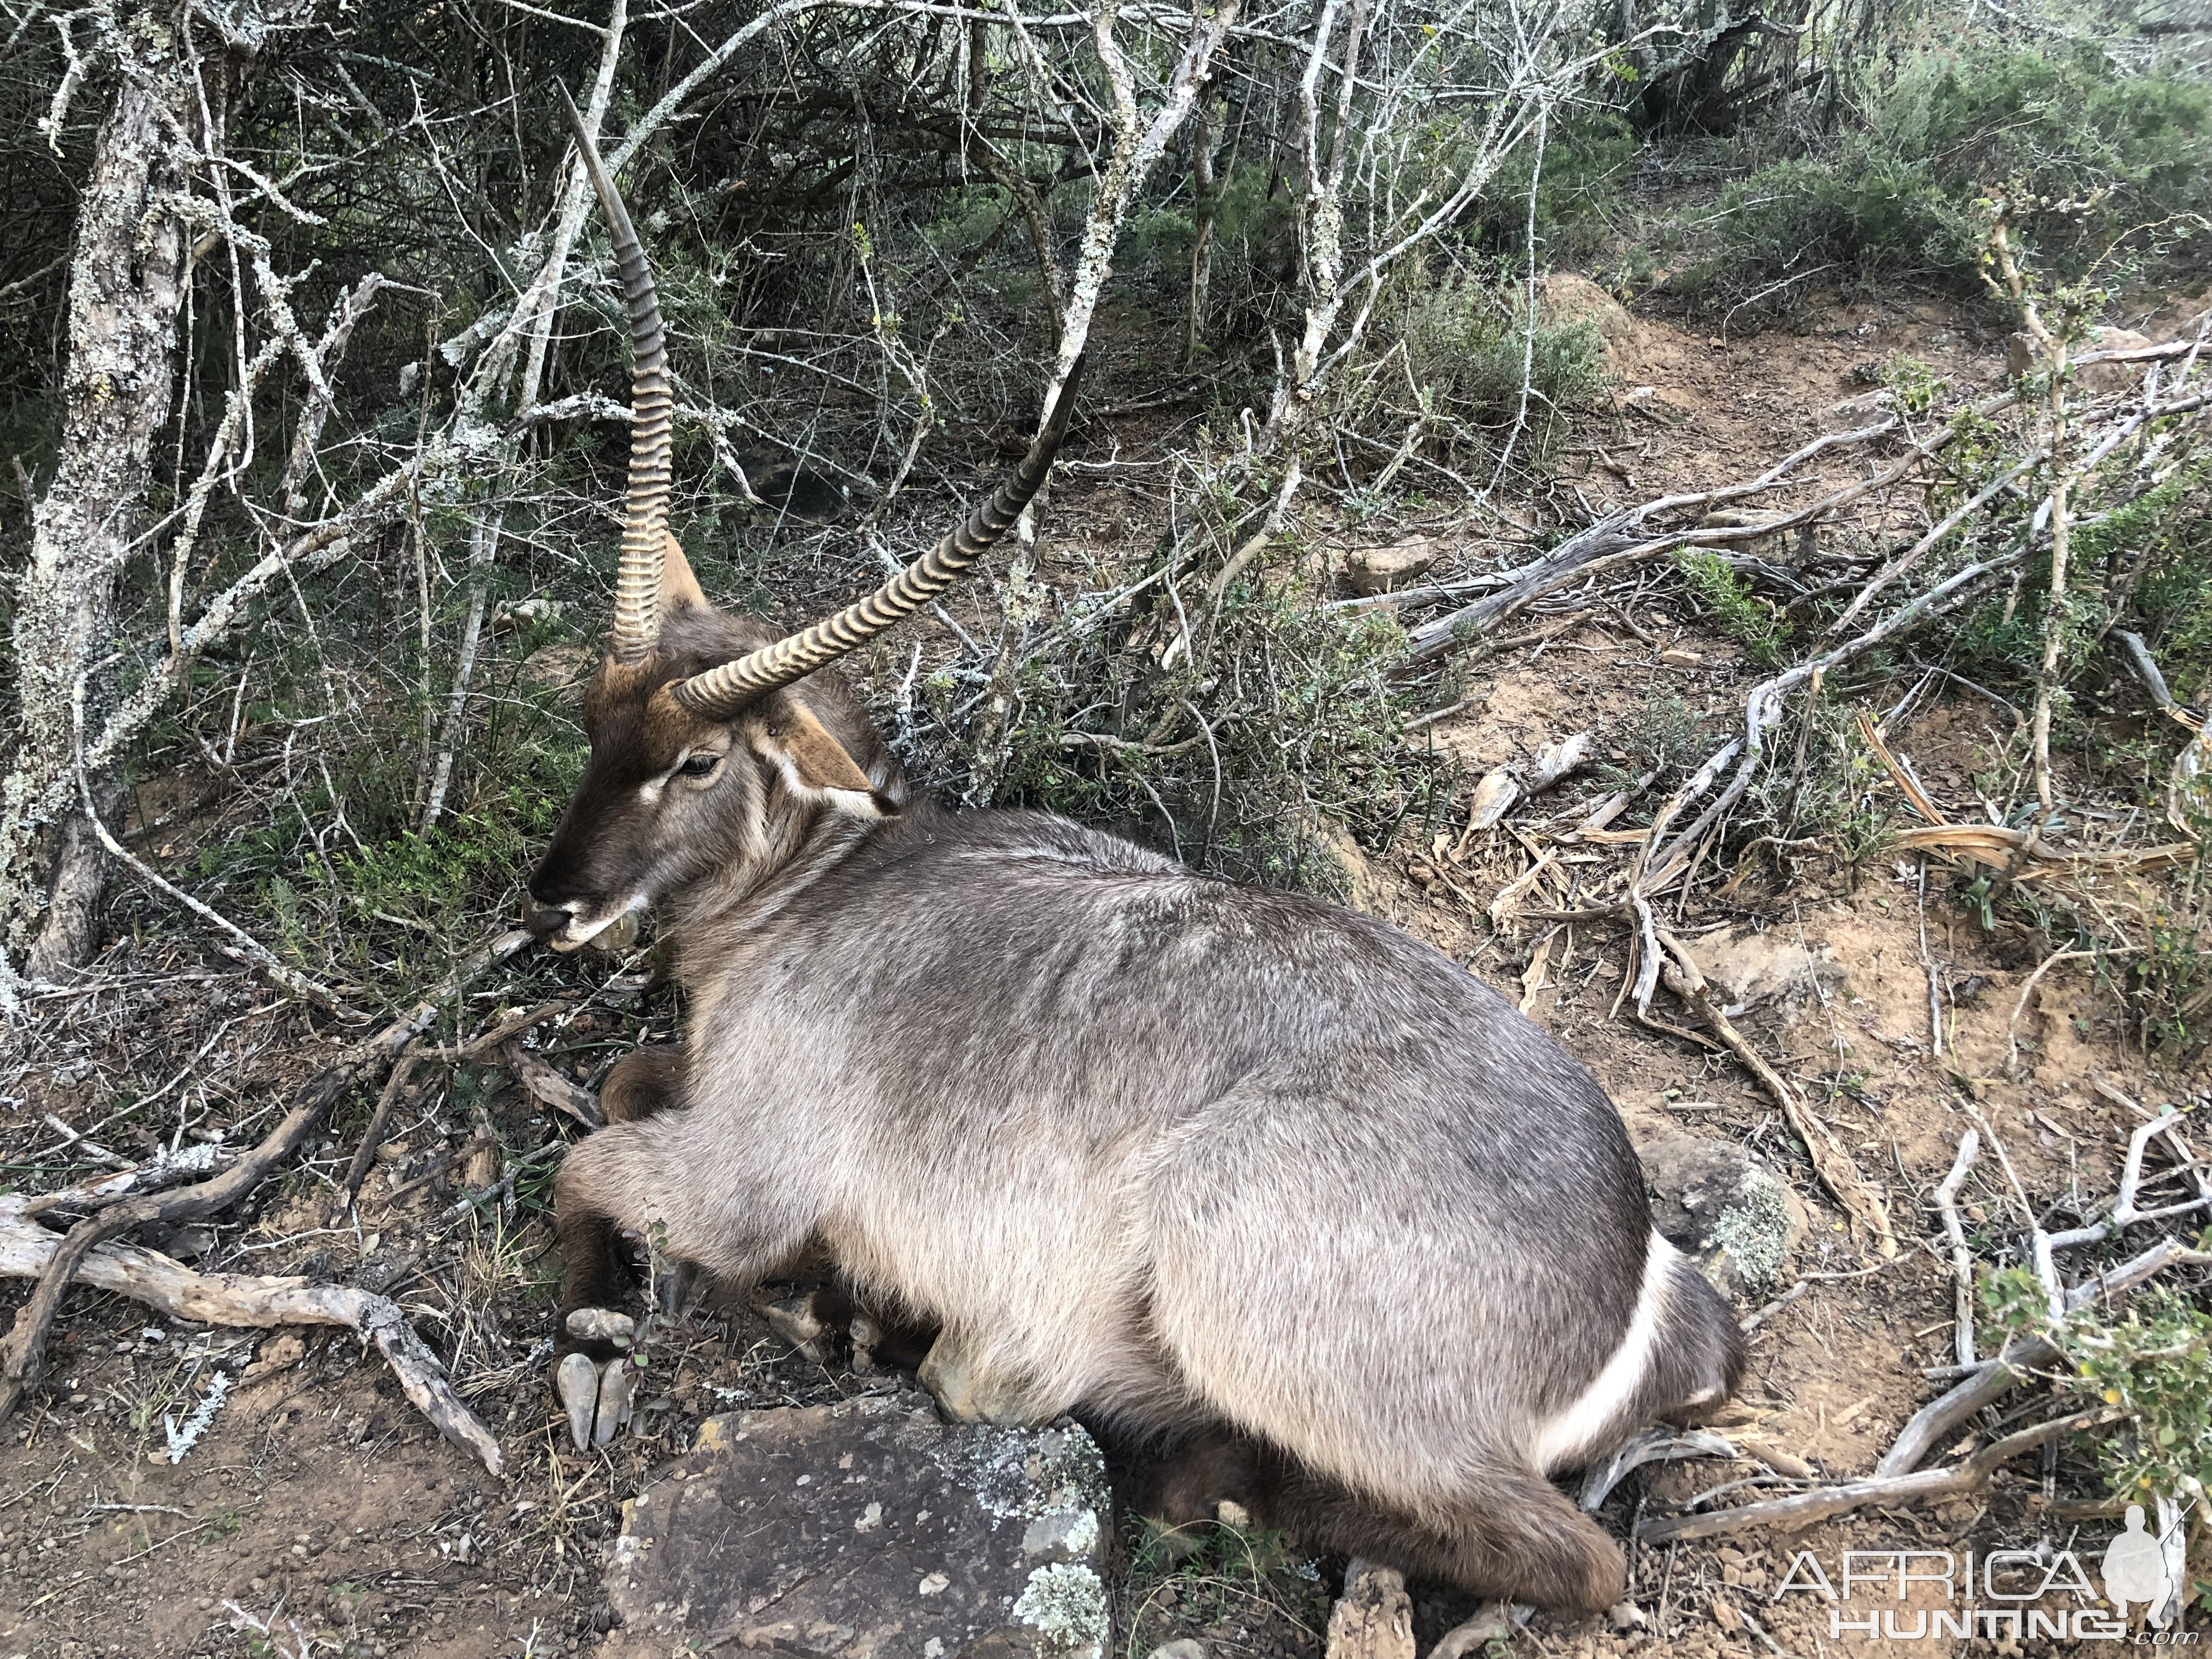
[556,83,673,665]
[672,355,1088,718]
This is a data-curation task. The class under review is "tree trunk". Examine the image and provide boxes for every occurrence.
[1,19,197,983]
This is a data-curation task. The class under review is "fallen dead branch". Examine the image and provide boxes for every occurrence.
[1641,545,2025,893]
[0,928,531,1429]
[1656,931,1899,1257]
[1933,1131,1980,1368]
[0,1204,501,1475]
[504,1041,605,1131]
[1638,1409,2108,1542]
[340,1053,421,1208]
[1891,823,2196,879]
[1404,405,2021,659]
[1878,1234,2212,1477]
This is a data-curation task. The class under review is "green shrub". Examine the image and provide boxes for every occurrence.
[1685,148,1980,294]
[975,554,1431,895]
[1677,548,1795,666]
[1469,110,1642,262]
[1676,43,2212,304]
[1376,264,1609,465]
[1986,1262,2212,1512]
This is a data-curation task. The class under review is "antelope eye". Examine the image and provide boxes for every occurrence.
[678,753,721,778]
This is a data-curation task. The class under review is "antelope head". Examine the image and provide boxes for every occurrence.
[522,91,1081,953]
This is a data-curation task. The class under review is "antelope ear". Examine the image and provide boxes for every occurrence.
[752,701,895,815]
[660,533,708,615]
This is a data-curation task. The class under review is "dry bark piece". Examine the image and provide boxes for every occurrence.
[462,1141,504,1189]
[1464,771,1521,831]
[1527,730,1594,792]
[1325,1560,1413,1659]
[505,1041,605,1130]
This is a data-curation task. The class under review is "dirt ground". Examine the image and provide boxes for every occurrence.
[3,282,2207,1659]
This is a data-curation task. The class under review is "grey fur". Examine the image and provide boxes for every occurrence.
[526,600,1743,1608]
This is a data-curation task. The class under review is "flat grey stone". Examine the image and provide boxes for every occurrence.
[603,1394,1110,1658]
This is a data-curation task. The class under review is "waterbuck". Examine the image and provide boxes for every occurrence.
[524,93,1743,1612]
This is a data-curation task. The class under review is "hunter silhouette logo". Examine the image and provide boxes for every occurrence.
[2102,1504,2182,1624]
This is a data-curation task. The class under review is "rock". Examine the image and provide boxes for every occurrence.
[1340,538,1443,597]
[1607,1601,1649,1632]
[1325,1561,1413,1659]
[603,1396,1110,1658]
[1146,1644,1209,1659]
[1636,1127,1807,1293]
[920,1328,1063,1425]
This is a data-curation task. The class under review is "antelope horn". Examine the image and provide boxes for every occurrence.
[671,354,1088,719]
[556,84,673,665]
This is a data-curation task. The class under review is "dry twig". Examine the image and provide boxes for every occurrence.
[1639,1410,2107,1542]
[0,929,530,1427]
[0,1204,501,1474]
[1657,933,1898,1257]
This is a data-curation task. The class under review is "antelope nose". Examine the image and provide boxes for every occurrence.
[522,895,575,940]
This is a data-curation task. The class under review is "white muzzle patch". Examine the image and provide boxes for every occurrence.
[548,894,647,953]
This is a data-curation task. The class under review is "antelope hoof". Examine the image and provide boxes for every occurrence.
[556,1307,640,1451]
[556,1352,602,1451]
[595,1357,636,1446]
